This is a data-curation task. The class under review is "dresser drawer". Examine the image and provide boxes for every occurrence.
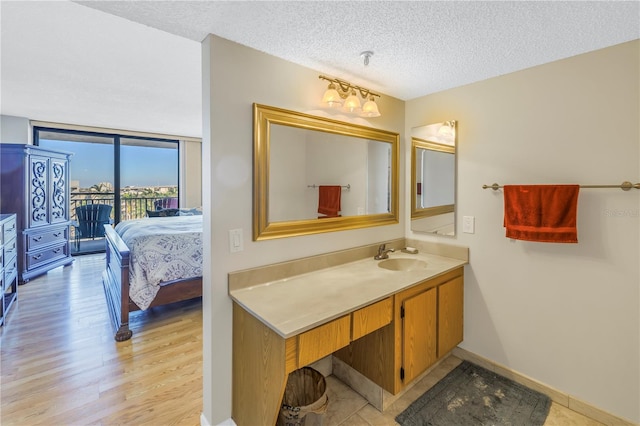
[4,254,17,282]
[3,266,17,292]
[26,243,69,270]
[3,238,17,263]
[26,227,68,251]
[2,216,17,243]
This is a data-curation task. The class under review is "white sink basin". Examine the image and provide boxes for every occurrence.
[378,258,427,272]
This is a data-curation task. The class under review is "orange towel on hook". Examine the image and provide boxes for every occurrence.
[503,185,580,243]
[318,185,341,217]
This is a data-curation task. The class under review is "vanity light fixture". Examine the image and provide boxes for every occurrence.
[321,82,342,107]
[343,89,362,113]
[361,96,381,117]
[438,120,455,137]
[319,75,381,117]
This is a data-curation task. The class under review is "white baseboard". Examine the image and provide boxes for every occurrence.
[200,412,210,426]
[216,419,237,426]
[452,347,638,426]
[200,412,237,426]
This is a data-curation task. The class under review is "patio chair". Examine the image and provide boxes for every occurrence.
[153,197,178,210]
[74,204,113,251]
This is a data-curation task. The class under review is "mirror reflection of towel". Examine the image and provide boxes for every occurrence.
[318,185,341,217]
[503,185,579,243]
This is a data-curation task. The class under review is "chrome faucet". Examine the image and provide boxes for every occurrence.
[374,243,395,260]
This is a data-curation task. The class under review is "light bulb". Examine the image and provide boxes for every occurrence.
[360,96,380,117]
[342,90,361,113]
[321,83,342,107]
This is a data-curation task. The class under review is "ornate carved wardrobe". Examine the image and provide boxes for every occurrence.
[0,144,74,282]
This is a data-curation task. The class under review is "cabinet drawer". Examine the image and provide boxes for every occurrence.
[4,255,17,285]
[4,268,17,292]
[26,243,69,270]
[3,238,17,262]
[298,315,350,366]
[352,297,393,340]
[2,217,17,243]
[26,227,68,251]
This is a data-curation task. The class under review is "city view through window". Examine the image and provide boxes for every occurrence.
[36,128,179,253]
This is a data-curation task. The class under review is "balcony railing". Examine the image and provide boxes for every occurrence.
[69,192,177,253]
[70,192,177,221]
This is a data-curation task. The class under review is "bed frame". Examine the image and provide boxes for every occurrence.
[102,224,203,341]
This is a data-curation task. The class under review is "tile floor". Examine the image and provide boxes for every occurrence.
[303,355,604,426]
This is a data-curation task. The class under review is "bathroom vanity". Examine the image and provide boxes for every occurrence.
[229,242,467,426]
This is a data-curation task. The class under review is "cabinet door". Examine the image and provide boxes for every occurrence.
[402,287,437,384]
[28,155,50,228]
[438,276,464,357]
[49,157,69,223]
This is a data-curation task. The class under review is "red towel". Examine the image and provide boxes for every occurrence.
[503,185,580,243]
[318,185,341,217]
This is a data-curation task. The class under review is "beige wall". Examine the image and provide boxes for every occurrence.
[180,139,202,208]
[406,40,639,423]
[201,34,405,424]
[0,115,30,144]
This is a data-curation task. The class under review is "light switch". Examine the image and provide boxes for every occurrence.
[463,216,475,234]
[229,228,243,253]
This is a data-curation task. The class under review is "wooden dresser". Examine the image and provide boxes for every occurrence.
[1,214,18,325]
[0,144,74,283]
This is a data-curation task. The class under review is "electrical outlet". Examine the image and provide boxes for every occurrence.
[229,228,243,253]
[463,216,475,234]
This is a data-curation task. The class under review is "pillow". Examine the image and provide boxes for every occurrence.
[179,207,202,216]
[147,208,181,217]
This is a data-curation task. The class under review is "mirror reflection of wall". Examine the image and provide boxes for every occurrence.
[410,120,457,236]
[269,124,391,222]
[417,147,455,209]
[253,104,399,241]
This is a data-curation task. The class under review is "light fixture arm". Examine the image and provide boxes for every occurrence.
[319,75,380,100]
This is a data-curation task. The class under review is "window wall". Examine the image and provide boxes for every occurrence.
[35,127,179,253]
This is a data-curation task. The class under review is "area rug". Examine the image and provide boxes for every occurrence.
[396,361,551,426]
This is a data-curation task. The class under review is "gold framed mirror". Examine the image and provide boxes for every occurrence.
[410,120,457,236]
[253,104,399,240]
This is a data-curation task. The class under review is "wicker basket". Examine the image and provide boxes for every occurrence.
[277,367,328,426]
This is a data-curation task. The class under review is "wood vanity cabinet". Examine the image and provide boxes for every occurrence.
[231,266,463,425]
[334,266,464,394]
[232,297,394,426]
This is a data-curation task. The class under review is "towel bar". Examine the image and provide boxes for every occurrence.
[482,181,640,191]
[307,184,351,190]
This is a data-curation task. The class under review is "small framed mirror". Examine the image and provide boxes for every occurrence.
[410,120,457,236]
[253,104,399,240]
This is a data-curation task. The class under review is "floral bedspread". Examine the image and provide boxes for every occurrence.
[115,215,203,310]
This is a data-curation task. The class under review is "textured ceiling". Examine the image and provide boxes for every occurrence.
[1,1,638,138]
[75,1,639,100]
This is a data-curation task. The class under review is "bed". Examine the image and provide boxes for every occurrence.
[102,215,203,341]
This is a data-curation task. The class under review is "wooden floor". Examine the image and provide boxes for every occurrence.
[0,254,203,426]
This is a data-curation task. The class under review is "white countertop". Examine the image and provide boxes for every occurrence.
[229,252,467,338]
